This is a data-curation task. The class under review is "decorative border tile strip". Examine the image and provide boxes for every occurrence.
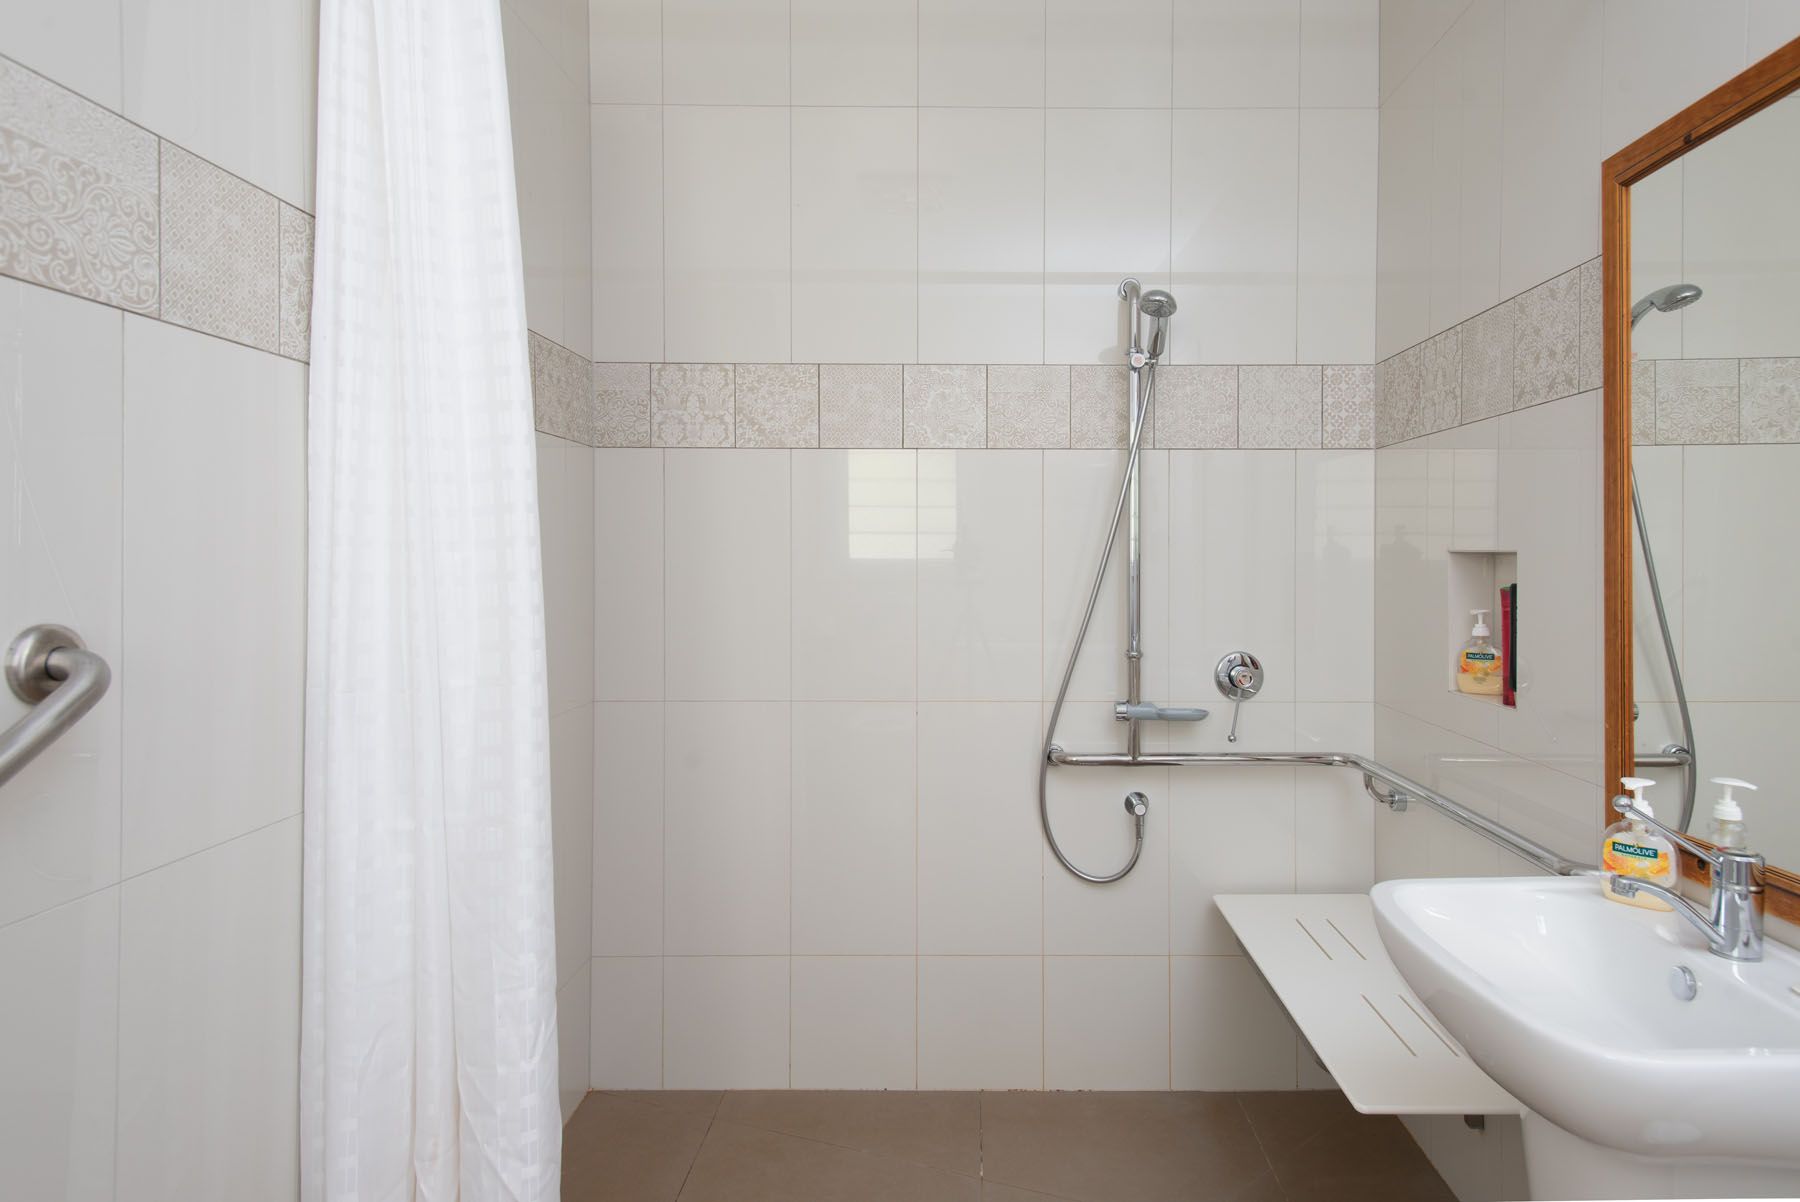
[1374,258,1603,447]
[1635,355,1800,445]
[0,52,313,363]
[579,360,1376,452]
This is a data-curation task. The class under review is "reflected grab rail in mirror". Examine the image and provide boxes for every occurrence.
[1046,746,1596,879]
[0,624,112,789]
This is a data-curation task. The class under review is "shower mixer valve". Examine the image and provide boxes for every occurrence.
[1213,651,1265,743]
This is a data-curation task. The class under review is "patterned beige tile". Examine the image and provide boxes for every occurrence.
[595,363,653,447]
[1577,256,1602,393]
[1421,327,1460,433]
[1655,358,1737,444]
[820,363,901,448]
[0,56,158,312]
[530,332,595,444]
[1740,357,1800,444]
[1153,365,1236,448]
[278,203,311,361]
[1238,365,1321,448]
[652,362,734,447]
[1374,345,1423,447]
[1459,301,1514,422]
[735,363,818,447]
[160,142,279,350]
[1631,359,1655,445]
[1071,365,1131,449]
[1322,365,1374,449]
[1513,267,1581,409]
[987,365,1070,448]
[903,364,985,448]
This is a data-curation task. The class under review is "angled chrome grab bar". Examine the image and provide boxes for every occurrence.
[0,624,112,789]
[1045,747,1596,880]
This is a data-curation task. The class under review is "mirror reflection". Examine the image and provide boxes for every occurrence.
[1628,87,1800,865]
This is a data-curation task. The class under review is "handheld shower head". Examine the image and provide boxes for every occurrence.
[1630,283,1703,329]
[1139,290,1177,359]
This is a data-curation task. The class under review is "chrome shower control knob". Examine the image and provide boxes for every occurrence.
[1213,652,1264,700]
[1123,792,1149,817]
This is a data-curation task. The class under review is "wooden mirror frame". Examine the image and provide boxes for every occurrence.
[1602,36,1800,927]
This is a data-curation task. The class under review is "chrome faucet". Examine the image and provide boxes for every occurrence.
[1607,794,1764,962]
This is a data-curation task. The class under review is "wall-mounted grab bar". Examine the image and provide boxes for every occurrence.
[1045,746,1595,880]
[0,624,111,789]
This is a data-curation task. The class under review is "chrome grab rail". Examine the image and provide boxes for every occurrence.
[0,624,111,789]
[1046,746,1596,879]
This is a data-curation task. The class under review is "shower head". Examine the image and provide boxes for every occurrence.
[1630,283,1703,329]
[1139,289,1177,359]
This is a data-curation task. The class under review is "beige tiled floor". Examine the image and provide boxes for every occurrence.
[562,1089,1455,1202]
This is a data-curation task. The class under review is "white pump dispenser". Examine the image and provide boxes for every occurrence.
[1456,609,1503,696]
[1709,776,1757,850]
[1602,777,1675,909]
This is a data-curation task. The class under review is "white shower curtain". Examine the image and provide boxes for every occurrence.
[300,1,560,1200]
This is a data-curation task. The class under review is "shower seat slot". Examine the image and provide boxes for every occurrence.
[1216,893,1520,1118]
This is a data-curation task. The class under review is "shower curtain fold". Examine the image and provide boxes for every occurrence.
[301,2,561,1200]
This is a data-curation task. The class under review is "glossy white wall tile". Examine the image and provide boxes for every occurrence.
[1300,0,1380,107]
[591,105,663,362]
[120,317,305,876]
[1045,109,1172,364]
[792,451,917,698]
[120,0,317,207]
[1172,109,1300,365]
[791,0,918,106]
[0,281,123,928]
[918,955,1043,1089]
[593,703,664,956]
[115,817,300,1202]
[0,888,119,1202]
[1298,109,1379,364]
[791,703,917,955]
[590,955,663,1088]
[0,0,122,107]
[917,702,1044,954]
[1599,0,1748,157]
[662,106,790,362]
[918,108,1046,365]
[919,450,1043,701]
[1044,956,1170,1089]
[556,964,593,1121]
[1174,0,1301,108]
[1047,0,1173,107]
[662,0,789,105]
[919,0,1046,105]
[590,0,661,103]
[791,107,918,364]
[791,956,916,1088]
[551,705,597,987]
[662,955,790,1087]
[594,449,664,700]
[1171,955,1299,1088]
[663,450,790,699]
[662,702,790,955]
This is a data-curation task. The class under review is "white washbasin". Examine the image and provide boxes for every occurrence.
[1372,876,1800,1198]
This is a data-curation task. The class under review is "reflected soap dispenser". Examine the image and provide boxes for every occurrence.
[1602,777,1675,910]
[1456,609,1504,696]
[1708,777,1757,850]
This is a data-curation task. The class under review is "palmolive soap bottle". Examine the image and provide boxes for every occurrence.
[1455,609,1503,696]
[1602,777,1675,910]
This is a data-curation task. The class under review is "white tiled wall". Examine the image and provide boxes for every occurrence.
[590,446,1377,1089]
[1,5,600,1198]
[1375,0,1800,362]
[589,0,1380,366]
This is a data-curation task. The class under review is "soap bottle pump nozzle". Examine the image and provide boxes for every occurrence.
[1470,608,1492,638]
[1710,776,1757,822]
[1620,776,1656,818]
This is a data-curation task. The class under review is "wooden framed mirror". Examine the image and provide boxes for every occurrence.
[1603,36,1800,927]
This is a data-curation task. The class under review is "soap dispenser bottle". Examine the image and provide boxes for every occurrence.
[1708,776,1757,850]
[1603,777,1675,909]
[1456,609,1504,696]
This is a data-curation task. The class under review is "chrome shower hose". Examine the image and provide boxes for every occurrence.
[1038,361,1157,883]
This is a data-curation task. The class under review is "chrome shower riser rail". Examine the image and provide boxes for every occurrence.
[1046,747,1595,880]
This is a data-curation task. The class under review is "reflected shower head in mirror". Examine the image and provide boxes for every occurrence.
[1139,289,1177,359]
[1630,283,1702,328]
